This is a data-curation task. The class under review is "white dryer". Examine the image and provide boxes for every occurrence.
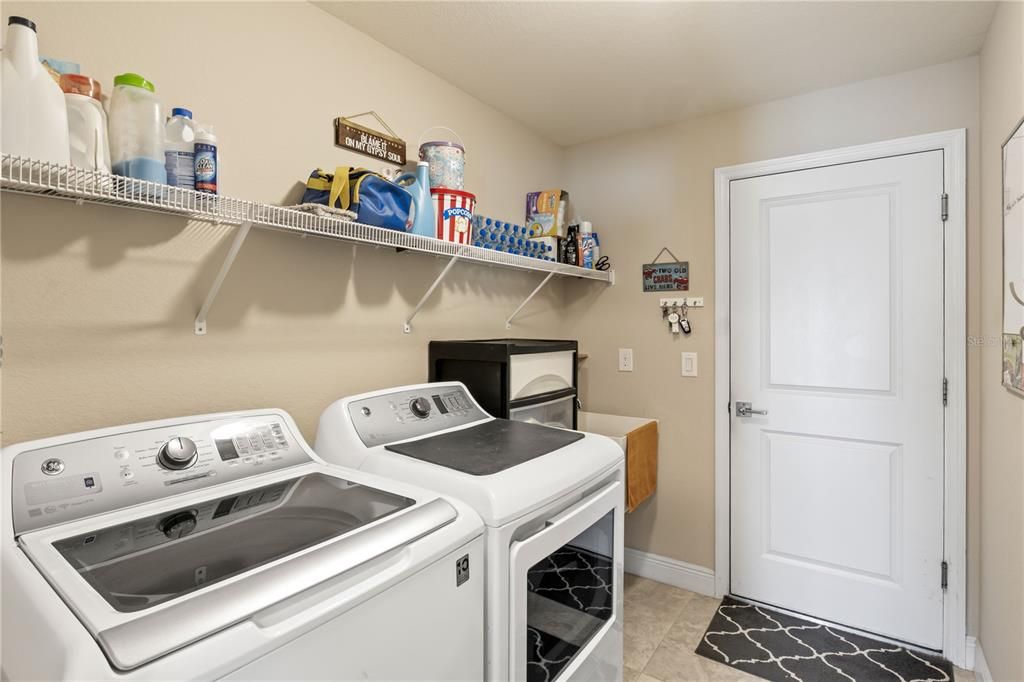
[315,382,625,682]
[2,409,485,681]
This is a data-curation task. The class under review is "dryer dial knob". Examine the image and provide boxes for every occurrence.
[159,511,198,539]
[158,437,198,470]
[409,397,432,419]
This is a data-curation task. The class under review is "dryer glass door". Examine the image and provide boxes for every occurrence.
[509,481,624,682]
[50,473,414,612]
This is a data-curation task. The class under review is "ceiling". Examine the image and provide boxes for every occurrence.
[316,1,996,146]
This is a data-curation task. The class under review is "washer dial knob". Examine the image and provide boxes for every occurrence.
[159,511,198,539]
[158,437,198,470]
[409,397,432,419]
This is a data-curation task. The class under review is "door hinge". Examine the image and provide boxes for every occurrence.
[941,561,949,590]
[941,194,949,222]
[943,377,949,407]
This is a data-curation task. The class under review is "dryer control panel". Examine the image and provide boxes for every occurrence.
[347,385,488,448]
[11,413,312,536]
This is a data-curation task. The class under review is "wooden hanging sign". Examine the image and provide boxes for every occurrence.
[642,247,689,291]
[334,112,407,165]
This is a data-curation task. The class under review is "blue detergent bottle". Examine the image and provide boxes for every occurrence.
[396,161,435,237]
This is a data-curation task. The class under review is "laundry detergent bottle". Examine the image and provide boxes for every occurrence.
[396,161,436,238]
[1,16,70,164]
[108,73,167,184]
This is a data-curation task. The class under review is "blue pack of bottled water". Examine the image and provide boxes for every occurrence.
[471,215,553,260]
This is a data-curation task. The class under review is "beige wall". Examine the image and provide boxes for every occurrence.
[978,3,1024,680]
[562,57,983,629]
[0,1,568,444]
[2,1,1015,667]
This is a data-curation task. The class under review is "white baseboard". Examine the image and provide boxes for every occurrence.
[973,638,993,682]
[965,636,977,671]
[624,547,716,597]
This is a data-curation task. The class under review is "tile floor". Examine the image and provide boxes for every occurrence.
[622,574,976,682]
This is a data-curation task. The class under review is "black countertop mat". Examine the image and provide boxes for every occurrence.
[385,419,584,476]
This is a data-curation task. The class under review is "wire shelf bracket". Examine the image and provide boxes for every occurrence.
[506,271,556,329]
[405,255,461,334]
[194,221,253,336]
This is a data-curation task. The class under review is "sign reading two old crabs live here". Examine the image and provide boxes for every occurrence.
[642,261,689,292]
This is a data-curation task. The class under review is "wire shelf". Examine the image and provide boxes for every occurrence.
[1,155,613,283]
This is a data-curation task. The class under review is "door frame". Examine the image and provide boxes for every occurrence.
[713,129,968,666]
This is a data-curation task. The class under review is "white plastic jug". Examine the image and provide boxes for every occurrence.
[61,74,111,172]
[108,72,166,184]
[1,16,70,164]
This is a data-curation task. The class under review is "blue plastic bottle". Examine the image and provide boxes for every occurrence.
[396,161,435,237]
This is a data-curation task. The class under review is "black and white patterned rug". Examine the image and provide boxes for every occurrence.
[525,546,613,682]
[696,596,954,682]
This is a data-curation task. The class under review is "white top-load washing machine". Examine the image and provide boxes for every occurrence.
[315,382,625,682]
[2,409,485,681]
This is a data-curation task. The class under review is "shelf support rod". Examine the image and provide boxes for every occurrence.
[404,255,460,333]
[194,221,253,336]
[506,271,556,329]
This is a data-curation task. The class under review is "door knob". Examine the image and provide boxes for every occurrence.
[735,402,768,417]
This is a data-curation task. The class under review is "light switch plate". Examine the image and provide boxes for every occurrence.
[681,352,698,377]
[618,348,634,372]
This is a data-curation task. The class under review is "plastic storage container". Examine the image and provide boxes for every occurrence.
[1,16,70,164]
[164,108,195,189]
[430,188,475,243]
[428,338,579,429]
[418,127,465,190]
[108,73,166,184]
[60,74,110,172]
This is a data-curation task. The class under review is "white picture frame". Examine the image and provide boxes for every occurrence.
[1002,115,1024,397]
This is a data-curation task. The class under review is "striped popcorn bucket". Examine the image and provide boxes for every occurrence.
[430,188,476,244]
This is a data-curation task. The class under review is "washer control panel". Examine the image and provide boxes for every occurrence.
[348,385,487,448]
[11,413,311,536]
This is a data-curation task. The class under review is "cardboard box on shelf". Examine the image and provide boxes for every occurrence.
[526,189,568,238]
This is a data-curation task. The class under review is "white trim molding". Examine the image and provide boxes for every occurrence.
[624,548,716,597]
[965,636,977,671]
[972,638,993,682]
[713,129,969,668]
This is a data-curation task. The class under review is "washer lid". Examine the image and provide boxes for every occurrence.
[18,469,457,671]
[385,419,584,475]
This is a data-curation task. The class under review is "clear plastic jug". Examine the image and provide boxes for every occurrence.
[108,73,166,184]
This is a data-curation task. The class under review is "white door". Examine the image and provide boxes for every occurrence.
[729,150,946,648]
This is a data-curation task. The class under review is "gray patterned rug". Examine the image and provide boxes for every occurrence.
[696,596,954,681]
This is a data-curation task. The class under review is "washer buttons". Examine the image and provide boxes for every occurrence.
[114,449,131,461]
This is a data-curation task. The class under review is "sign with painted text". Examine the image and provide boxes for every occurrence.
[334,117,406,165]
[642,261,689,292]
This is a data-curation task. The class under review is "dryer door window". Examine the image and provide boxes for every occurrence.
[509,481,624,682]
[51,473,414,612]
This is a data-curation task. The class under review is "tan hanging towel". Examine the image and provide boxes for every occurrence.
[577,412,659,512]
[625,420,658,512]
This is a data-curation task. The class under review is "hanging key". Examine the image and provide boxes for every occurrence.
[667,309,681,334]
